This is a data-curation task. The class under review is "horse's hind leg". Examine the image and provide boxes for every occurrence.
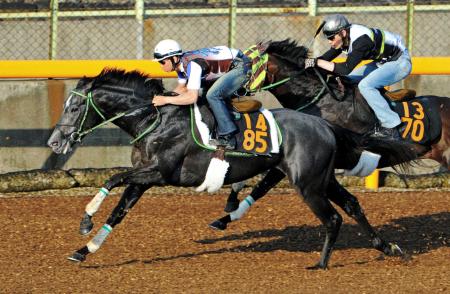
[300,184,343,270]
[224,181,247,213]
[210,168,285,230]
[326,177,403,256]
[68,184,149,262]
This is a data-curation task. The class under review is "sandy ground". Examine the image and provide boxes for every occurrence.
[0,188,449,293]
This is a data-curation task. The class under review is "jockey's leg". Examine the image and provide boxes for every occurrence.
[346,61,377,84]
[206,62,249,148]
[358,55,411,129]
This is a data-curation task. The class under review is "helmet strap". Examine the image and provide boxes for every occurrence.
[170,56,180,71]
[342,29,350,47]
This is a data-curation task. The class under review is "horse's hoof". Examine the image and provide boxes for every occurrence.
[224,200,239,213]
[306,263,327,270]
[388,243,404,256]
[209,220,227,231]
[383,242,403,257]
[67,251,86,262]
[79,214,93,235]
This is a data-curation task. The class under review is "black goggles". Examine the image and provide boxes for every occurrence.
[153,50,182,60]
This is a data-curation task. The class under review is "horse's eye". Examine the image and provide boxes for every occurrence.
[70,107,79,113]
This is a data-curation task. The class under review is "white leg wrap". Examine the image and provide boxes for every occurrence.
[344,151,381,177]
[87,224,112,253]
[230,196,255,221]
[196,158,230,193]
[85,187,109,216]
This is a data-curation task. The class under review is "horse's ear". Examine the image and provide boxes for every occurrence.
[257,40,271,54]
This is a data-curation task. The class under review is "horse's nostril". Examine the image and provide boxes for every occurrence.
[51,142,59,147]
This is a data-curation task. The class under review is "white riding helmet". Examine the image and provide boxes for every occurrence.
[323,14,351,38]
[153,39,183,61]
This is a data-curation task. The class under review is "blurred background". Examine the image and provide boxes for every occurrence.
[0,0,449,174]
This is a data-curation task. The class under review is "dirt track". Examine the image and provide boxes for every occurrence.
[0,188,449,293]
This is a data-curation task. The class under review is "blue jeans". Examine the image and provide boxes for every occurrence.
[206,60,250,136]
[347,50,412,128]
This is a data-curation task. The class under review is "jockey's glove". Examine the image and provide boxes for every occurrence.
[304,58,317,69]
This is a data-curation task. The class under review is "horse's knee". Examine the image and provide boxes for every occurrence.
[105,174,126,190]
[327,213,343,232]
[343,197,365,219]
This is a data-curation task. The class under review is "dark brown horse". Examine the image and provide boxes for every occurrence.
[216,39,449,233]
[263,39,449,167]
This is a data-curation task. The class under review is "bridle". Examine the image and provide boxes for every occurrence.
[60,89,161,145]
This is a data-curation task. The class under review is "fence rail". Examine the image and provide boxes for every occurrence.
[1,57,450,79]
[1,1,449,59]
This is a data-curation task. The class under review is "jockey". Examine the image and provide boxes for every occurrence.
[305,14,412,139]
[152,39,252,149]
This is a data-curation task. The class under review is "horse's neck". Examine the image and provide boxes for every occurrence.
[97,93,155,138]
[272,74,377,133]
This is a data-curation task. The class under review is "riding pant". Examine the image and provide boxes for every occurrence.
[347,49,412,128]
[206,51,251,136]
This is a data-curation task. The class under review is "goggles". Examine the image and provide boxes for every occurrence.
[153,50,182,61]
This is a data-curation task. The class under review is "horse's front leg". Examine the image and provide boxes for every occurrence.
[210,168,285,230]
[69,166,163,262]
[79,169,138,235]
[68,183,150,262]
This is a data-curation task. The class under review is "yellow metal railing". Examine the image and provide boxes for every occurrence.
[0,57,449,79]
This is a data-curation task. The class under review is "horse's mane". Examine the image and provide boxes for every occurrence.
[89,68,165,98]
[266,39,310,68]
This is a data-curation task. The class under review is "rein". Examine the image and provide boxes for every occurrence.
[262,59,341,111]
[69,90,161,144]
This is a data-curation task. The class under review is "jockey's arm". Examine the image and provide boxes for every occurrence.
[317,37,372,76]
[316,59,335,72]
[173,82,188,94]
[152,61,202,106]
[152,88,198,106]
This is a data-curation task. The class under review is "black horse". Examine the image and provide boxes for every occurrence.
[221,39,449,216]
[47,69,415,269]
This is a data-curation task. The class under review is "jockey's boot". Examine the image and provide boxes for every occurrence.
[370,124,401,140]
[210,133,236,150]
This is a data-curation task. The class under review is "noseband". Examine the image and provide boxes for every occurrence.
[65,90,161,145]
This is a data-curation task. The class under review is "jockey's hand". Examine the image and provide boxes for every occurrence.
[304,58,317,69]
[152,95,168,107]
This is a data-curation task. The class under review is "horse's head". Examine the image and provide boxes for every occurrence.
[47,77,98,154]
[266,39,310,72]
[47,68,165,154]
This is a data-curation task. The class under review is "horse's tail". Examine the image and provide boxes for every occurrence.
[328,123,418,171]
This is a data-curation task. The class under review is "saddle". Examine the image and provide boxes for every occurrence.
[383,88,416,101]
[336,76,416,102]
[231,98,262,113]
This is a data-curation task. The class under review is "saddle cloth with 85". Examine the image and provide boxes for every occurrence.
[233,109,280,155]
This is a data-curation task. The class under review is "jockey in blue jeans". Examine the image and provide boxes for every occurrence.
[152,39,251,149]
[305,14,412,139]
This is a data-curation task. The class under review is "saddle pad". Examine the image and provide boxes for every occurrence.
[193,104,280,155]
[392,96,441,144]
[234,109,280,155]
